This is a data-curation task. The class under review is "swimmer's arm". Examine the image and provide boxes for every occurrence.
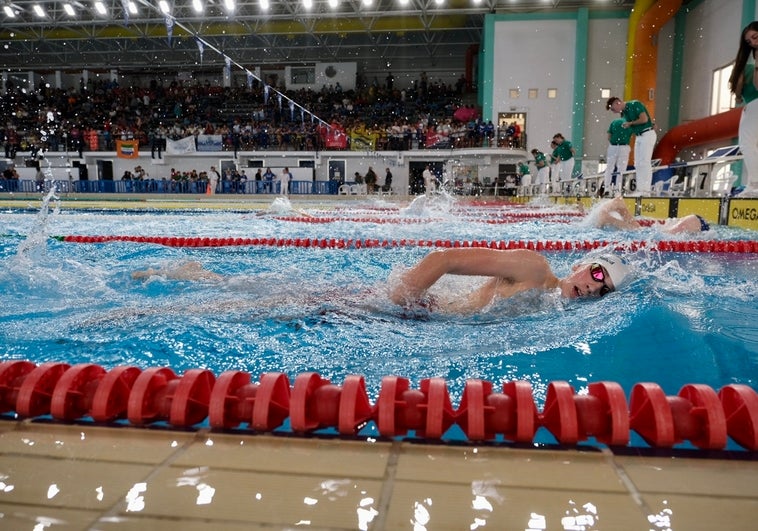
[390,248,552,305]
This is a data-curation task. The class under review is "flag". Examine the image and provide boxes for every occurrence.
[116,139,139,159]
[121,0,130,25]
[166,135,197,155]
[165,16,174,46]
[196,38,204,63]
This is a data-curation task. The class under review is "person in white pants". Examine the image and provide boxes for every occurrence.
[603,118,632,195]
[729,21,758,196]
[607,96,656,195]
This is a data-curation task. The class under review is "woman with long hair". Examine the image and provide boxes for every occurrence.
[728,21,758,196]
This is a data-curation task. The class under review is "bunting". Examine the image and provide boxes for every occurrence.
[144,7,329,130]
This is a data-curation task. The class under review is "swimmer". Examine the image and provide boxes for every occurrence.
[389,248,629,313]
[134,250,630,315]
[592,196,709,234]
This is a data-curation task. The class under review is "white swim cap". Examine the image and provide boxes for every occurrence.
[590,253,630,291]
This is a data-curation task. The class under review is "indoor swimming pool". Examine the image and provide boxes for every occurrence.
[1,193,757,449]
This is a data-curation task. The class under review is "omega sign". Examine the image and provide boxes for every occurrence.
[731,205,758,221]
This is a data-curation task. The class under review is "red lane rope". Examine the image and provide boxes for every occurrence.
[270,215,577,224]
[1,361,756,450]
[56,235,758,253]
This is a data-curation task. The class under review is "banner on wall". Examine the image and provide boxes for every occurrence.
[116,139,139,159]
[425,132,452,149]
[196,134,223,152]
[322,126,348,149]
[166,136,197,155]
[349,130,377,151]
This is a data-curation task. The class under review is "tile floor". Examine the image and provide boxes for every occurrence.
[0,420,756,530]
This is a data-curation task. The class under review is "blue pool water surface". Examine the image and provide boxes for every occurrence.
[1,197,757,447]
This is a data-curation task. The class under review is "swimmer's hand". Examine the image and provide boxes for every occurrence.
[132,268,159,280]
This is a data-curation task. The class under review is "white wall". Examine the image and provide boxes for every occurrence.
[679,0,742,123]
[491,19,578,155]
[583,17,630,160]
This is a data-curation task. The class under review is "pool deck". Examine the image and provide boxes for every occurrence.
[1,193,757,529]
[0,419,756,530]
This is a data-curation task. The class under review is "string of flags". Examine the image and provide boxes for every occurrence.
[132,0,330,129]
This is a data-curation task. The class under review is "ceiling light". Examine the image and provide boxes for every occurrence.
[362,0,372,5]
[63,3,75,16]
[158,0,170,14]
[224,0,235,11]
[94,1,107,15]
[3,5,15,17]
[260,0,269,9]
[192,0,202,12]
[33,4,46,17]
[302,0,312,9]
[328,0,338,8]
[127,0,138,14]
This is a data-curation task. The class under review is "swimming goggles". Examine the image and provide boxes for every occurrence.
[590,263,613,297]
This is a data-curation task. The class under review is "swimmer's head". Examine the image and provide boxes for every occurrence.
[583,253,630,292]
[564,253,631,299]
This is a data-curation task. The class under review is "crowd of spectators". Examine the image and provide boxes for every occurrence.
[1,73,523,160]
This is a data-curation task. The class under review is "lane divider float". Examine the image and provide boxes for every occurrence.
[53,235,758,253]
[0,361,756,450]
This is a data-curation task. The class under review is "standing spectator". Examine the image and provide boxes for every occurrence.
[208,165,221,195]
[728,21,758,196]
[531,148,550,194]
[365,166,377,193]
[517,160,531,187]
[383,167,393,193]
[263,167,275,193]
[548,140,560,186]
[4,127,18,159]
[35,166,45,192]
[423,164,437,195]
[551,133,575,183]
[606,96,656,195]
[151,126,164,159]
[70,123,83,158]
[603,117,633,196]
[254,168,263,193]
[279,167,292,196]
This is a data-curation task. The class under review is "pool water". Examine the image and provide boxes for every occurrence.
[1,196,757,447]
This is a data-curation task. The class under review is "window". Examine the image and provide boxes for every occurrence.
[509,88,520,99]
[291,67,315,85]
[600,88,611,99]
[547,88,558,99]
[711,64,736,115]
[528,88,538,99]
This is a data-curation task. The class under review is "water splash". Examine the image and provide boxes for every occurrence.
[14,185,60,262]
